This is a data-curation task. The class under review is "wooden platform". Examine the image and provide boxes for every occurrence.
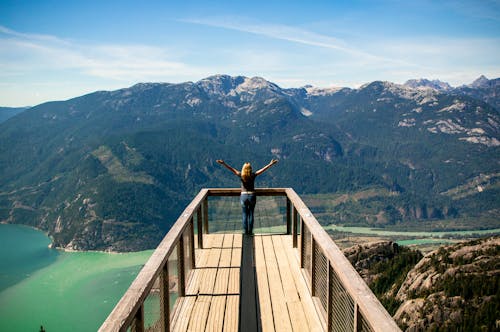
[170,233,324,332]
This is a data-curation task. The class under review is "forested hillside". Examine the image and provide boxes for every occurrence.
[0,75,498,251]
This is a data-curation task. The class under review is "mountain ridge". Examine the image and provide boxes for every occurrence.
[0,75,498,251]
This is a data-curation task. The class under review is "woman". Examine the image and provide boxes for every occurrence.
[216,159,278,235]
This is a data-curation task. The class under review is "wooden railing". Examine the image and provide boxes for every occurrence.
[99,188,400,332]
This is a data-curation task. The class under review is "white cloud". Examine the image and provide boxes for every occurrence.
[0,25,204,82]
[182,17,405,65]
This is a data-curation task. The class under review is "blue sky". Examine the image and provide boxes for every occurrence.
[1,0,499,106]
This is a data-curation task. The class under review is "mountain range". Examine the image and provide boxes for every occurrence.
[0,75,499,251]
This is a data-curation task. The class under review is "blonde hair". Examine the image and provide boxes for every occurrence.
[241,162,252,181]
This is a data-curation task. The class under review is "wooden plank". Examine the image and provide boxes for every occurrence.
[210,233,225,248]
[213,268,230,295]
[271,235,300,303]
[279,235,324,332]
[206,248,222,268]
[223,295,239,332]
[227,268,240,294]
[253,236,275,332]
[187,296,211,331]
[287,301,310,332]
[222,233,234,248]
[233,234,242,248]
[219,249,232,267]
[199,268,218,294]
[261,236,293,332]
[172,297,197,332]
[230,248,241,268]
[186,244,213,295]
[205,296,226,332]
[186,268,203,296]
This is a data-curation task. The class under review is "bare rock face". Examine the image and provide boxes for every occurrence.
[343,240,399,284]
[393,237,500,330]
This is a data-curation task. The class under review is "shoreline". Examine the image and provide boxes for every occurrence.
[0,222,147,255]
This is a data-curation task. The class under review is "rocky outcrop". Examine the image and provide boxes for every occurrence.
[344,237,500,330]
[343,241,400,284]
[393,237,500,330]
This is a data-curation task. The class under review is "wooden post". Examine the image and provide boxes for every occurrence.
[286,198,291,235]
[203,198,209,234]
[292,206,298,248]
[197,206,203,249]
[132,304,144,332]
[160,264,170,332]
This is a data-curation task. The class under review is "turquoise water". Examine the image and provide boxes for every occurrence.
[0,224,58,292]
[396,238,456,246]
[0,224,152,331]
[325,224,500,237]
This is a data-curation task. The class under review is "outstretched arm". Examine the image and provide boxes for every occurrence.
[216,160,240,176]
[255,159,279,176]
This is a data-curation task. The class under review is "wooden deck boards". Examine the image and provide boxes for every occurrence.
[171,233,323,332]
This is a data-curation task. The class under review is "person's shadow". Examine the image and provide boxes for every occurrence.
[239,234,261,331]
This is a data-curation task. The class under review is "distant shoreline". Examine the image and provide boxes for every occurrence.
[0,222,137,255]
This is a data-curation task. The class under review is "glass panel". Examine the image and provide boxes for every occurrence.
[183,223,193,280]
[193,212,199,249]
[208,196,240,233]
[168,245,179,323]
[144,276,161,331]
[254,196,286,234]
[207,195,287,234]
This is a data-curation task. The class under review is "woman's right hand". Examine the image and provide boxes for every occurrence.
[216,159,224,164]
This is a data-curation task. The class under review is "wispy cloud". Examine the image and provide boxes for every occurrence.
[181,17,413,67]
[0,25,204,82]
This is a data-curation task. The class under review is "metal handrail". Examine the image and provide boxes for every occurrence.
[99,188,400,332]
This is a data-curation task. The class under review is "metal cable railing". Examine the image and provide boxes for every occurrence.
[99,188,400,332]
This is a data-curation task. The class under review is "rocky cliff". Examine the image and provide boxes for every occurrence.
[345,237,500,331]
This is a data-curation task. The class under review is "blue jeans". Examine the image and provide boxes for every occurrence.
[240,193,256,234]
